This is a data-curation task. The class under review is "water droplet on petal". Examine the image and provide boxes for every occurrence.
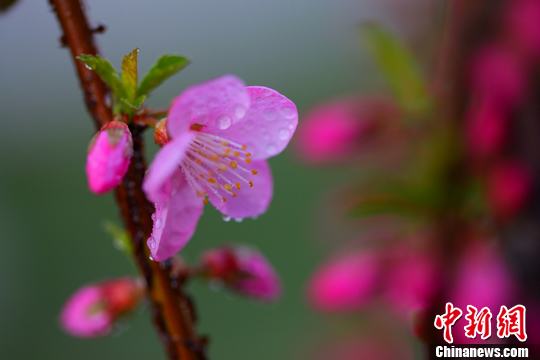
[281,107,296,119]
[223,216,232,222]
[279,128,290,140]
[235,106,246,119]
[155,218,162,230]
[217,116,232,130]
[263,110,276,121]
[148,237,156,249]
[234,217,244,223]
[84,64,93,70]
[266,144,277,155]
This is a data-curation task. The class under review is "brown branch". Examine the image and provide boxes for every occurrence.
[49,1,206,359]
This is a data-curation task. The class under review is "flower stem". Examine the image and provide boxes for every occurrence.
[49,0,206,358]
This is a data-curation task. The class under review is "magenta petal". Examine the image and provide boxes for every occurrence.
[60,286,112,338]
[148,174,203,261]
[86,121,133,194]
[308,251,380,312]
[143,133,194,204]
[215,86,298,160]
[233,247,281,301]
[209,160,273,219]
[167,75,250,137]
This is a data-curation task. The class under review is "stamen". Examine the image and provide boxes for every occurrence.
[180,130,258,203]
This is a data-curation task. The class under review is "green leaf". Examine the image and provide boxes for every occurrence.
[119,95,146,112]
[137,55,189,97]
[121,48,139,101]
[77,54,126,100]
[361,23,430,114]
[103,221,133,256]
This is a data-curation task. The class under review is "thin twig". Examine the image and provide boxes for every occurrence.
[49,0,206,358]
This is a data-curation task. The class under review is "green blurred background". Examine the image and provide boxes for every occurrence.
[0,1,430,358]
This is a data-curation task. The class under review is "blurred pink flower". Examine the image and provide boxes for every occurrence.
[470,46,525,108]
[143,75,297,261]
[384,249,438,317]
[60,278,143,338]
[450,241,515,343]
[86,121,133,194]
[296,98,395,163]
[505,0,540,60]
[308,251,379,312]
[466,99,507,160]
[201,246,281,301]
[487,161,532,220]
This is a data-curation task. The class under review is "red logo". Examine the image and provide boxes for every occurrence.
[434,302,527,344]
[434,302,463,344]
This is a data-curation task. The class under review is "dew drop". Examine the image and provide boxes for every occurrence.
[234,218,244,223]
[84,64,93,70]
[148,237,156,249]
[223,216,232,222]
[266,144,277,155]
[281,107,296,119]
[154,218,163,230]
[217,116,232,130]
[279,128,290,140]
[235,106,246,119]
[263,110,276,121]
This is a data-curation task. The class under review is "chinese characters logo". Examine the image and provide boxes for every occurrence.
[434,302,527,344]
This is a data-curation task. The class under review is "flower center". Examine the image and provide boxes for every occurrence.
[181,130,257,204]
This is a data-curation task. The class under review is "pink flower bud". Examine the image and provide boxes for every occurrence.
[450,241,514,344]
[470,46,525,108]
[505,0,540,60]
[86,121,133,194]
[201,247,239,279]
[296,98,395,163]
[384,249,438,317]
[201,246,281,301]
[466,99,507,160]
[153,118,170,146]
[307,251,379,312]
[487,161,532,219]
[60,278,144,338]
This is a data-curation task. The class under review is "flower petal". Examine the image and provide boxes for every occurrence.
[148,174,203,261]
[143,133,194,204]
[167,75,250,137]
[60,286,112,338]
[215,86,298,160]
[209,160,273,219]
[86,121,133,194]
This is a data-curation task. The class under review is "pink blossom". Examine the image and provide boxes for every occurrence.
[296,98,394,163]
[86,121,133,194]
[384,249,438,317]
[466,98,507,160]
[470,46,525,108]
[60,278,143,338]
[450,241,515,344]
[487,161,532,220]
[201,246,281,301]
[505,0,540,60]
[307,251,379,312]
[143,75,297,261]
